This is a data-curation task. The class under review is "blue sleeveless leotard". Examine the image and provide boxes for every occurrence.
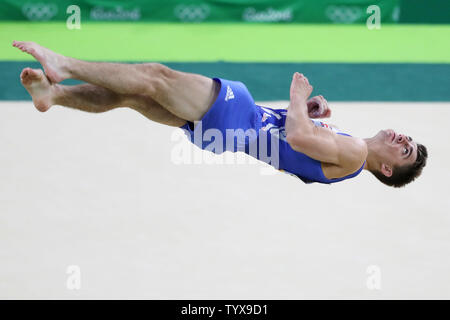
[180,78,365,184]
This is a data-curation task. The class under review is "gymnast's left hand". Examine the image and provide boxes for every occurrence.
[307,95,332,118]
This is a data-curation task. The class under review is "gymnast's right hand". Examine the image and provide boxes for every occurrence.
[307,95,332,118]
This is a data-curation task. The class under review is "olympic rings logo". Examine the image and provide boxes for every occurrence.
[22,2,58,21]
[325,5,363,24]
[174,4,210,22]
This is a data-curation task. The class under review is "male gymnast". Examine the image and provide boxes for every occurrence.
[12,41,427,186]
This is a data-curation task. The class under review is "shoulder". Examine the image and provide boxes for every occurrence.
[322,137,367,179]
[336,135,367,170]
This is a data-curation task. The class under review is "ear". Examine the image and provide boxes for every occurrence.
[380,163,393,177]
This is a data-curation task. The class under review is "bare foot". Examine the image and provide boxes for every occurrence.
[20,68,54,112]
[13,41,71,83]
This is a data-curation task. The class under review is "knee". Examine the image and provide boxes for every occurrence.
[139,63,175,95]
[141,63,175,80]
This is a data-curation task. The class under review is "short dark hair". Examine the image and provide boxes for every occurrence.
[370,143,428,188]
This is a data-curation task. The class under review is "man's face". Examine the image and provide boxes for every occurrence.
[373,129,418,173]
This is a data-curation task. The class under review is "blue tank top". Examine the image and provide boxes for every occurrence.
[250,105,366,184]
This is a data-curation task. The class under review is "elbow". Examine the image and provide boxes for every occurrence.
[286,133,298,146]
[286,121,315,151]
[286,132,309,151]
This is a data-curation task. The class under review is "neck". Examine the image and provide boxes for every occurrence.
[363,137,378,171]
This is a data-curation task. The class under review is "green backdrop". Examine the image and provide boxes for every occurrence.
[1,22,449,101]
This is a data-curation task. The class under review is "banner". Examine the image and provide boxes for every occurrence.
[0,0,401,23]
[400,0,450,24]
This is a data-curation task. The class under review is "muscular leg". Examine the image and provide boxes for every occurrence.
[13,41,219,122]
[20,68,186,127]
